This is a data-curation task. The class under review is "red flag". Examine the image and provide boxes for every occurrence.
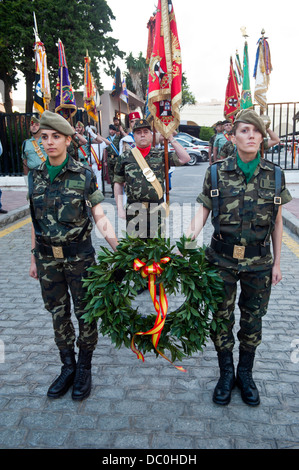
[146,14,156,64]
[147,0,182,139]
[224,57,240,122]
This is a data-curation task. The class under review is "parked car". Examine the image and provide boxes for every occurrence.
[169,137,209,165]
[175,133,209,162]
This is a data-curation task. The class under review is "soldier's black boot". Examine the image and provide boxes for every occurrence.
[213,351,235,405]
[47,348,76,398]
[236,349,260,406]
[72,348,93,401]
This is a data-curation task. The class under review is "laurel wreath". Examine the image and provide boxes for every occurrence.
[82,236,225,365]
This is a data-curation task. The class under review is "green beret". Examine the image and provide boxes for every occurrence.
[234,109,267,138]
[40,111,75,136]
[30,116,40,124]
[133,119,152,132]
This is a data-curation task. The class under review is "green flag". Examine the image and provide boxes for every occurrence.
[241,41,253,109]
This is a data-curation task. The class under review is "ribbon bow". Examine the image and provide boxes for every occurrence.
[131,257,186,372]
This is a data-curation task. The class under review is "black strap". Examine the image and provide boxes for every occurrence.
[28,170,43,239]
[210,163,220,237]
[211,237,271,259]
[35,236,94,258]
[263,165,282,245]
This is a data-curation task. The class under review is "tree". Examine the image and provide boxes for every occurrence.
[125,52,148,101]
[181,72,196,108]
[0,0,125,112]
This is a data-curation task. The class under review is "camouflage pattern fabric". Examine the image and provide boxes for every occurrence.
[197,155,292,271]
[107,156,117,186]
[30,156,104,246]
[218,141,235,160]
[210,265,272,353]
[30,156,103,351]
[114,147,182,203]
[107,134,121,186]
[107,135,121,157]
[196,154,292,352]
[35,253,98,351]
[126,202,166,239]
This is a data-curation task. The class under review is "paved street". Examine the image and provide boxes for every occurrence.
[0,162,299,450]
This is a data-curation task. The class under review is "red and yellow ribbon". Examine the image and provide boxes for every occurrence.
[131,257,186,372]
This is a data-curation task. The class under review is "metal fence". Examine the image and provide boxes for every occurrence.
[1,104,299,175]
[254,102,299,170]
[0,110,100,176]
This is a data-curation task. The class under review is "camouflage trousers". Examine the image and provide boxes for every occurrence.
[210,265,272,353]
[107,156,117,187]
[35,253,98,352]
[126,202,166,239]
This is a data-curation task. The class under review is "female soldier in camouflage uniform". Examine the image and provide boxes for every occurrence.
[29,111,118,401]
[187,110,292,406]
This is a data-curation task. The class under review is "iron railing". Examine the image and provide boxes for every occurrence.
[254,102,299,170]
[0,110,100,176]
[1,104,299,175]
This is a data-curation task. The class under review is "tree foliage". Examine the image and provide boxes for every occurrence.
[181,72,196,108]
[124,52,148,101]
[0,0,125,112]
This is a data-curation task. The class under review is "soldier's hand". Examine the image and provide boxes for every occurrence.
[29,259,38,280]
[272,265,282,286]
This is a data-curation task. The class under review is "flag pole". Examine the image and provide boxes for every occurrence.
[164,137,170,203]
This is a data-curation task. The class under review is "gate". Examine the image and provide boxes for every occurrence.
[0,110,100,176]
[254,102,299,170]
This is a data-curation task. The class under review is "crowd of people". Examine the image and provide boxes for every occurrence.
[1,107,293,408]
[208,118,280,165]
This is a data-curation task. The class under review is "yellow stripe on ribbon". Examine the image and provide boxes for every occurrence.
[131,257,186,372]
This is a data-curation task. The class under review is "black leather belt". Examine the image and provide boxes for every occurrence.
[35,237,93,259]
[211,237,270,260]
[127,198,164,208]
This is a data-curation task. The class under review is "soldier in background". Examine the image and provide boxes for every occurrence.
[209,121,223,165]
[114,119,190,239]
[106,124,121,197]
[29,111,118,401]
[213,119,233,161]
[186,109,292,407]
[21,116,48,177]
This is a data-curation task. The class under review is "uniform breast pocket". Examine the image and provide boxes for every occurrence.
[256,189,275,223]
[218,187,242,224]
[58,191,84,223]
[32,188,45,220]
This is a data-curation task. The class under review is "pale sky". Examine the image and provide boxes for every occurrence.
[14,0,299,105]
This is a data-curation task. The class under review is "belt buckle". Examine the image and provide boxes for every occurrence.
[52,246,64,259]
[233,245,245,259]
[143,168,156,183]
[274,196,281,205]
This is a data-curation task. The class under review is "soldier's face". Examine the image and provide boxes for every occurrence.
[134,128,152,148]
[223,122,232,132]
[41,130,71,162]
[30,122,40,135]
[232,123,263,159]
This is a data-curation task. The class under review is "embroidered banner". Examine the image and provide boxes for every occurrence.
[147,0,182,139]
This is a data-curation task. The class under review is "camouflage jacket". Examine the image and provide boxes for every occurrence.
[106,135,121,157]
[197,155,292,271]
[113,146,182,203]
[30,156,104,246]
[218,141,235,159]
